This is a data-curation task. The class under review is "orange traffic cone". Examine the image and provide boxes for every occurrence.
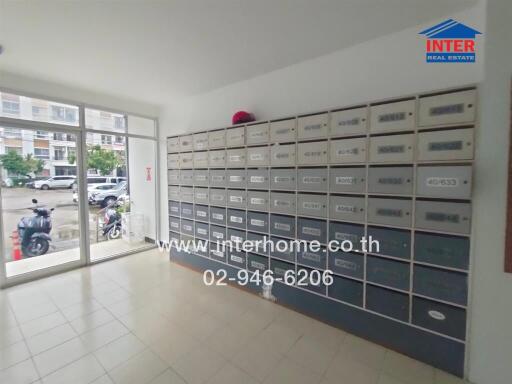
[11,231,22,261]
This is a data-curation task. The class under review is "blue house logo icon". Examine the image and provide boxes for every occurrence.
[419,19,482,63]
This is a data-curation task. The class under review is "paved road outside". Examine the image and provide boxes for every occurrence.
[1,187,104,262]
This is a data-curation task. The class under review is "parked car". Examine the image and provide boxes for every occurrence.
[71,176,126,191]
[89,181,127,207]
[25,177,51,189]
[34,176,76,190]
[73,183,117,203]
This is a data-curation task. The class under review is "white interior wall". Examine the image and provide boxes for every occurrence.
[158,2,486,242]
[468,0,512,383]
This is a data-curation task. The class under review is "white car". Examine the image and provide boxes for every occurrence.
[89,182,127,207]
[73,183,117,203]
[34,176,76,190]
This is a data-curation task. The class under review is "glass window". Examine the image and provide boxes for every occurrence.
[85,108,126,133]
[4,146,22,155]
[53,146,66,160]
[35,130,49,139]
[34,148,50,159]
[2,128,22,138]
[101,135,112,145]
[0,92,79,126]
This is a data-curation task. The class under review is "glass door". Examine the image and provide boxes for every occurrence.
[0,126,85,282]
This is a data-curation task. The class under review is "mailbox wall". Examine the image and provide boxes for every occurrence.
[166,87,476,376]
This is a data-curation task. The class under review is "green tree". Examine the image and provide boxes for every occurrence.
[24,154,45,174]
[69,145,122,176]
[0,150,31,176]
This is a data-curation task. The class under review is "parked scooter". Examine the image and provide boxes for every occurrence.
[17,199,53,257]
[102,201,122,240]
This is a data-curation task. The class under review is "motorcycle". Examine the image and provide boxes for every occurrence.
[18,198,53,257]
[102,201,122,240]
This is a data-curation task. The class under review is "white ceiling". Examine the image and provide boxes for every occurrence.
[0,0,476,106]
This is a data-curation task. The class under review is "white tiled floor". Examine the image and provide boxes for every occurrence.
[0,249,467,384]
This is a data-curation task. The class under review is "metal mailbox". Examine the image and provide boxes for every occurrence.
[367,197,412,227]
[298,113,329,140]
[167,154,180,169]
[209,170,226,187]
[193,170,209,187]
[270,119,296,142]
[270,192,296,215]
[366,285,409,322]
[412,297,466,340]
[416,165,472,199]
[247,146,270,166]
[209,188,226,206]
[419,89,476,127]
[370,99,415,133]
[329,195,365,222]
[194,204,209,222]
[209,224,227,243]
[167,137,179,153]
[208,129,226,149]
[328,276,363,307]
[270,144,296,167]
[168,200,180,216]
[227,189,246,208]
[228,250,247,269]
[297,247,327,270]
[226,126,245,147]
[328,251,364,279]
[246,123,269,145]
[329,167,366,193]
[417,128,474,161]
[226,169,246,189]
[179,135,193,152]
[330,107,368,137]
[227,228,246,245]
[180,202,194,219]
[227,208,246,229]
[247,232,268,255]
[297,168,328,192]
[270,259,295,280]
[270,168,296,190]
[329,222,364,249]
[366,255,410,291]
[247,169,269,189]
[269,236,295,262]
[269,214,295,238]
[180,219,194,236]
[193,132,208,151]
[167,170,180,185]
[368,166,413,195]
[247,190,269,211]
[179,186,194,203]
[413,265,468,306]
[179,170,193,186]
[297,194,328,217]
[329,137,367,164]
[226,148,246,168]
[247,211,269,232]
[415,200,471,234]
[369,134,414,163]
[193,151,209,168]
[209,246,227,263]
[208,150,226,168]
[248,253,269,272]
[168,216,180,232]
[210,206,226,226]
[179,152,193,169]
[414,232,469,270]
[367,226,411,259]
[168,186,180,201]
[169,231,180,245]
[297,141,328,165]
[193,187,209,204]
[297,217,327,243]
[194,221,209,240]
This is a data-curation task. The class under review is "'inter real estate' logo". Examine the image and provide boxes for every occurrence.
[419,19,482,63]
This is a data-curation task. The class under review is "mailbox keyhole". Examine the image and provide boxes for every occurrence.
[468,103,473,108]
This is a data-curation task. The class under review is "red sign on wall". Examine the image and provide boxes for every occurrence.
[146,167,152,181]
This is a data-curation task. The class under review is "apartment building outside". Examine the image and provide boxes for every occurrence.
[0,92,126,179]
